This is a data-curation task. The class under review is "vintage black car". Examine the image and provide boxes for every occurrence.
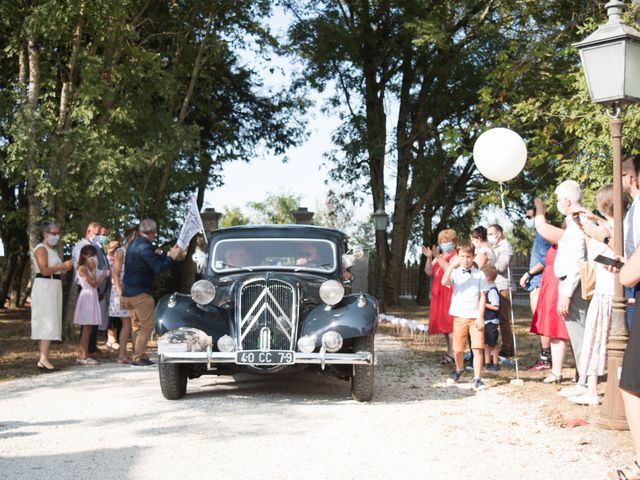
[155,225,378,401]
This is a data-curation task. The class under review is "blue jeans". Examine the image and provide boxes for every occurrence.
[625,286,635,334]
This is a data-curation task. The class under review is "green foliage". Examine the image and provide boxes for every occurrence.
[0,1,308,305]
[247,191,302,224]
[219,206,250,228]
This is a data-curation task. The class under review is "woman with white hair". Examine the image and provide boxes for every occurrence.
[553,179,590,398]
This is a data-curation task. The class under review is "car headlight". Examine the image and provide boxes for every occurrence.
[319,280,344,306]
[322,331,343,352]
[297,335,316,353]
[191,280,216,305]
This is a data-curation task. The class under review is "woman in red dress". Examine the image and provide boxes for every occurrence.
[529,198,569,383]
[423,229,458,364]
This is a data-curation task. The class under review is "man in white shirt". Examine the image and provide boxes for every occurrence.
[553,180,589,397]
[487,224,515,357]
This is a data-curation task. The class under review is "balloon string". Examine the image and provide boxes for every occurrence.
[499,181,521,381]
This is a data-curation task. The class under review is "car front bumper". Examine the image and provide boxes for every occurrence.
[160,347,374,370]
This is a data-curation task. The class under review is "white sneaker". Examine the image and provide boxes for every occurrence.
[567,394,600,406]
[558,384,588,398]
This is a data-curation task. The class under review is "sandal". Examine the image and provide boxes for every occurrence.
[117,356,132,365]
[607,461,640,480]
[439,354,454,365]
[542,373,563,384]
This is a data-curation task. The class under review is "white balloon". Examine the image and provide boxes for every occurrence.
[472,128,527,183]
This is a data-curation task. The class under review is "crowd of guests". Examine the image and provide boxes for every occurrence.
[424,158,640,479]
[30,218,182,370]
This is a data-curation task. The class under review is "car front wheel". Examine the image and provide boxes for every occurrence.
[351,334,375,402]
[159,362,188,400]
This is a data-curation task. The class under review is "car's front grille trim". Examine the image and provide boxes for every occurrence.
[237,278,297,351]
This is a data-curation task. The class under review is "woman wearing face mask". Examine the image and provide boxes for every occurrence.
[31,221,74,371]
[74,244,109,365]
[470,226,496,270]
[423,229,458,364]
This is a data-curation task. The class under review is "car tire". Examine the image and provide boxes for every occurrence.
[351,334,375,402]
[159,362,188,400]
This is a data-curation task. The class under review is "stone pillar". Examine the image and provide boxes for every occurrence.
[350,251,369,294]
[291,207,314,224]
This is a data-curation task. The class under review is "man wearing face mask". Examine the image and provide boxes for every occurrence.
[553,179,589,398]
[487,223,515,357]
[72,222,111,354]
[122,219,183,366]
[520,206,552,370]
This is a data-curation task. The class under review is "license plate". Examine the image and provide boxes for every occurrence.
[236,350,295,365]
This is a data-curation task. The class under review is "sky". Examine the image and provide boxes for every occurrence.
[203,103,345,217]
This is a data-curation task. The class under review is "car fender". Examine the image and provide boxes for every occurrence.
[155,293,233,341]
[300,293,378,344]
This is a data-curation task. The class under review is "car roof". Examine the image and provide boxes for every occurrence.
[208,224,347,243]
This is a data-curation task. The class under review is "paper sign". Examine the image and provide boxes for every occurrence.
[177,196,205,250]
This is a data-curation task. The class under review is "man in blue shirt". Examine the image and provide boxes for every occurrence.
[520,206,552,370]
[123,219,182,366]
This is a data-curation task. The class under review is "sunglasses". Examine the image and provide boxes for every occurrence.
[299,251,315,258]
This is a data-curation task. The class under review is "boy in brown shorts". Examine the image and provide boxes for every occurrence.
[441,241,489,391]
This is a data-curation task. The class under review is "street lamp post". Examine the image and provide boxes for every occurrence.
[574,0,640,430]
[372,208,389,312]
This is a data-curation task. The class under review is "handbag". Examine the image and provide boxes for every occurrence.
[579,260,596,301]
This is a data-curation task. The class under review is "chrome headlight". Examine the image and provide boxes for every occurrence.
[191,280,216,305]
[322,331,343,352]
[319,280,344,306]
[297,335,316,353]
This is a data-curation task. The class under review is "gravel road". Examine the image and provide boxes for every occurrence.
[0,334,630,480]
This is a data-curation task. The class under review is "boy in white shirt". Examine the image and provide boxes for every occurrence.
[442,241,489,391]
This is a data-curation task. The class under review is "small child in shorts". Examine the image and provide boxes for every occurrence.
[441,241,489,391]
[482,265,501,372]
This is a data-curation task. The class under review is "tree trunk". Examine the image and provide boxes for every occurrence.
[26,35,41,260]
[416,207,434,306]
[155,10,214,214]
[0,252,18,308]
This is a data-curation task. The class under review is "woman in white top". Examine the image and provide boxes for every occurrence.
[470,226,496,269]
[31,221,73,371]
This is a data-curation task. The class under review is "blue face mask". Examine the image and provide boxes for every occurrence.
[439,242,455,253]
[525,218,534,229]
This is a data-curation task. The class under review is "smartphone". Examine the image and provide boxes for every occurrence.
[593,254,625,269]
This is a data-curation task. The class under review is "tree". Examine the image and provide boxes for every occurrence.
[0,1,306,307]
[287,0,607,305]
[248,192,302,224]
[219,207,250,228]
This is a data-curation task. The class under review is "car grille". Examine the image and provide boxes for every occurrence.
[237,278,297,351]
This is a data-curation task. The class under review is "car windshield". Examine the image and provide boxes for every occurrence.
[212,238,337,273]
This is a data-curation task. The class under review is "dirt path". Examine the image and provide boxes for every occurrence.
[0,334,631,480]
